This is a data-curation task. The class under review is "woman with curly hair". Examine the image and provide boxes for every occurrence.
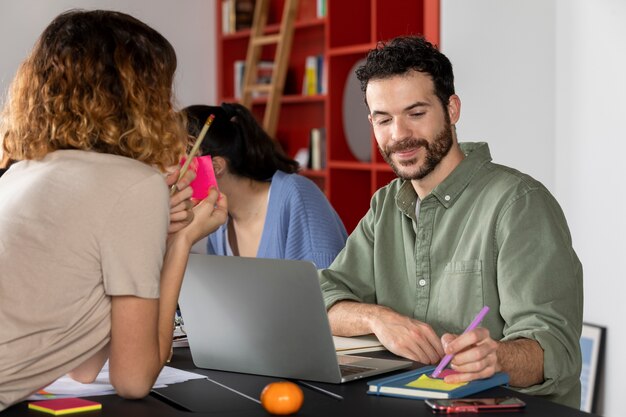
[0,10,227,410]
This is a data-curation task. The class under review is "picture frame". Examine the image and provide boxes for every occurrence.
[579,322,606,414]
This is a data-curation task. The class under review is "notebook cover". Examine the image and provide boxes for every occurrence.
[367,365,509,400]
[28,398,102,415]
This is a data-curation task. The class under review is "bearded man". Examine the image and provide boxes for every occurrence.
[319,36,583,409]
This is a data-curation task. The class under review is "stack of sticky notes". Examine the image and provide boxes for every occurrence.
[28,398,102,415]
[406,373,468,390]
[180,155,219,202]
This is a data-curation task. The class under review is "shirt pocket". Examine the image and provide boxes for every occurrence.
[432,260,484,334]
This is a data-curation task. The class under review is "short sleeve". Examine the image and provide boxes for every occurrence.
[100,173,169,298]
[319,193,379,310]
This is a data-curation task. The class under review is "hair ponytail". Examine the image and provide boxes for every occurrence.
[184,103,299,181]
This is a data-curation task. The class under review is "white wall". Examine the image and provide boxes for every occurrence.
[443,1,626,416]
[441,0,556,189]
[555,1,626,416]
[0,0,217,109]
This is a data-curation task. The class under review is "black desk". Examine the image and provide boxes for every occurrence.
[2,348,598,416]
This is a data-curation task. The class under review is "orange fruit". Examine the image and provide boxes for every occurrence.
[260,381,304,415]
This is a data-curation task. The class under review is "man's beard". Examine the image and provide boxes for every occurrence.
[378,123,453,181]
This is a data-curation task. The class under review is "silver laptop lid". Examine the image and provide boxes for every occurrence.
[180,254,344,382]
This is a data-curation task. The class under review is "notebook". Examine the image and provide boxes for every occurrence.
[367,366,509,399]
[178,254,411,383]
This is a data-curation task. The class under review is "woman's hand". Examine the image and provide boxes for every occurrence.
[165,168,196,234]
[169,187,227,247]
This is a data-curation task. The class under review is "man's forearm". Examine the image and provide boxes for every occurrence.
[497,338,544,387]
[328,300,385,336]
[329,300,446,364]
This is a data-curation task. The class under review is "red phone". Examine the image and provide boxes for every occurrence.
[425,397,526,413]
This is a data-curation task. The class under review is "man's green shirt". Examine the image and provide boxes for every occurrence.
[320,142,583,408]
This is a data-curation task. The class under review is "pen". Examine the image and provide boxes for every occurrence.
[431,306,490,378]
[169,114,215,196]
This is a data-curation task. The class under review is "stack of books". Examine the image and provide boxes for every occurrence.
[302,55,326,96]
[222,0,255,34]
[234,60,274,99]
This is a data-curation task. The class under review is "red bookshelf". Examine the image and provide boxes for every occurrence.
[216,0,440,233]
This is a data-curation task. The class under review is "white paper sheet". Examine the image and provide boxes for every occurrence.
[28,361,206,400]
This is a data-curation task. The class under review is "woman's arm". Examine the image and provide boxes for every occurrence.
[67,343,110,383]
[109,189,227,398]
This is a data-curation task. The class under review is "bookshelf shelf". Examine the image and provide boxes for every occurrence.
[327,44,374,57]
[328,161,372,170]
[221,94,326,106]
[216,0,440,232]
[223,17,325,40]
[299,168,327,178]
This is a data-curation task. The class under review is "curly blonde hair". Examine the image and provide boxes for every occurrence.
[0,9,186,170]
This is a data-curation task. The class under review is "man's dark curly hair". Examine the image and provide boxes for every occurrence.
[355,36,455,110]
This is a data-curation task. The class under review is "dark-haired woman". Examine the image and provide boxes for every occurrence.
[185,103,347,268]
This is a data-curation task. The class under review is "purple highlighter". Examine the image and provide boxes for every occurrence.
[431,306,490,378]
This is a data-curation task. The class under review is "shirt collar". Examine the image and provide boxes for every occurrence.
[395,142,492,214]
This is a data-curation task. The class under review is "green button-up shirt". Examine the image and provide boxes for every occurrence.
[320,142,583,408]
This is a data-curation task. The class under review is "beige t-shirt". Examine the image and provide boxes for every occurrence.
[0,150,169,410]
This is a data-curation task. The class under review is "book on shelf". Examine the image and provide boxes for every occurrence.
[234,60,274,99]
[367,366,509,400]
[308,127,326,170]
[318,54,327,94]
[316,0,327,18]
[222,0,255,34]
[302,55,325,96]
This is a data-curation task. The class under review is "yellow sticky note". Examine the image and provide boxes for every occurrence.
[406,374,468,391]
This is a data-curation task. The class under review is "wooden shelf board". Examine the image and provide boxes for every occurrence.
[221,94,326,106]
[299,168,328,178]
[221,18,325,41]
[328,43,373,57]
[328,161,373,170]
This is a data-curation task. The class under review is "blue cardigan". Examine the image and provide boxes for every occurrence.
[207,171,347,268]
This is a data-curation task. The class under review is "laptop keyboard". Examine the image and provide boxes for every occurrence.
[339,364,375,377]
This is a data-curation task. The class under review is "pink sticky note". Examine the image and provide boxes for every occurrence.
[180,155,218,201]
[437,369,460,378]
[28,398,102,414]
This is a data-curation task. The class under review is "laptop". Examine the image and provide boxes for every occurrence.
[178,254,412,383]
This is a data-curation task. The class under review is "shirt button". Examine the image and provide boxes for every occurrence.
[444,195,451,201]
[419,279,427,286]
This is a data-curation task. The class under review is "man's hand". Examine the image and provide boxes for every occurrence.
[370,306,445,364]
[441,333,545,387]
[165,168,195,234]
[439,328,500,383]
[328,301,444,364]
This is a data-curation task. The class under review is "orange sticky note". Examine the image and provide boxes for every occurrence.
[405,374,468,391]
[28,398,102,415]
